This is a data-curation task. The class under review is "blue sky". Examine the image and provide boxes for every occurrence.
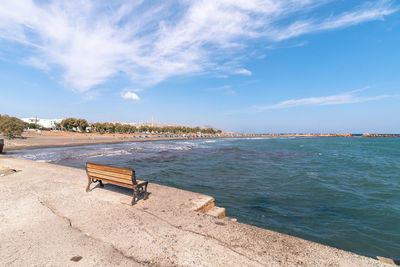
[0,0,399,133]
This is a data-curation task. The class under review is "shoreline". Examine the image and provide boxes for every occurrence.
[2,131,225,152]
[3,131,398,152]
[3,136,213,152]
[0,155,389,266]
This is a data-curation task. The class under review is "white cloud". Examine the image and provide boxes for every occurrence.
[234,69,252,76]
[256,89,394,111]
[121,91,140,101]
[0,0,397,92]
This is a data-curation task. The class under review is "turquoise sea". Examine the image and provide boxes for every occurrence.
[10,137,400,259]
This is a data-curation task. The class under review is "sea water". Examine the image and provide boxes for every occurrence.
[9,137,400,259]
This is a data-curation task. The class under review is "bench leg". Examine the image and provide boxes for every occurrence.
[86,178,92,192]
[143,182,149,200]
[131,187,137,205]
[99,180,104,188]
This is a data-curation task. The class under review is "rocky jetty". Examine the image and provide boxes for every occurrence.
[362,133,400,137]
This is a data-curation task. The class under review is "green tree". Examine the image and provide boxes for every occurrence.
[90,122,104,134]
[76,119,88,132]
[26,122,38,129]
[61,118,77,131]
[60,118,87,132]
[114,123,123,133]
[139,126,148,133]
[103,122,115,133]
[0,115,25,138]
[53,123,61,130]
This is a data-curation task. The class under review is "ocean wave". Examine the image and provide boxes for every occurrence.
[15,148,134,162]
[216,147,259,155]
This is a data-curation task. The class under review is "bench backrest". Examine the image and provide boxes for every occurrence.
[86,162,138,185]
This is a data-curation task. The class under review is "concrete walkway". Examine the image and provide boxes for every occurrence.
[0,155,388,266]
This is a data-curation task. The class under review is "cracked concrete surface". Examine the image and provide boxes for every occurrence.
[0,155,389,266]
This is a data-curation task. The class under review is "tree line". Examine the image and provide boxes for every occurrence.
[60,118,221,134]
[0,115,221,138]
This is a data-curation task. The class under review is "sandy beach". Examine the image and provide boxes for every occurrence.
[1,131,223,152]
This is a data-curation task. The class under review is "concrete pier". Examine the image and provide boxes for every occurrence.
[0,155,389,266]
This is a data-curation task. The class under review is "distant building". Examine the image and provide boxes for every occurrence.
[21,117,62,129]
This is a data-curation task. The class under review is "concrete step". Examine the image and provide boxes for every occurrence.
[195,198,215,213]
[376,256,399,265]
[205,206,226,219]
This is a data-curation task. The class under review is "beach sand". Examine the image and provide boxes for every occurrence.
[1,131,220,151]
[0,155,388,266]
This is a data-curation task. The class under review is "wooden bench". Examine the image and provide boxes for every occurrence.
[85,162,149,205]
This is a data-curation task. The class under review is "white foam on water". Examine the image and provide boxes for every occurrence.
[17,152,61,162]
[11,139,208,162]
[147,142,200,152]
[103,150,131,157]
[171,145,194,151]
[307,172,319,177]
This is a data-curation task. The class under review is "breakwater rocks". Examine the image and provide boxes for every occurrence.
[260,133,354,137]
[296,133,354,137]
[362,133,400,137]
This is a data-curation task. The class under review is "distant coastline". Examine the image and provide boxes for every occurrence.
[1,131,399,152]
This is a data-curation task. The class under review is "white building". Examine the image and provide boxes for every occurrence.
[21,118,62,129]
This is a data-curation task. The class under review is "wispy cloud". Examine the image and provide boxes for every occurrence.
[207,85,236,96]
[269,0,398,41]
[121,91,140,101]
[0,0,397,92]
[255,89,395,111]
[22,57,50,71]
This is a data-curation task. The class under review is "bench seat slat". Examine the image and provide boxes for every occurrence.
[94,177,134,188]
[87,169,132,180]
[88,173,133,185]
[88,176,147,187]
[86,163,133,175]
